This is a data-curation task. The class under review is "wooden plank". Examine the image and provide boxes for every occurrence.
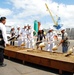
[4,50,16,58]
[50,60,74,72]
[25,55,41,64]
[16,52,25,60]
[4,46,74,74]
[40,58,50,66]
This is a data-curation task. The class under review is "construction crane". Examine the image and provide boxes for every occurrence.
[45,3,62,29]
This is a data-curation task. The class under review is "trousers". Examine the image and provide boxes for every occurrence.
[62,45,68,53]
[0,48,4,65]
[46,43,55,51]
[26,38,34,49]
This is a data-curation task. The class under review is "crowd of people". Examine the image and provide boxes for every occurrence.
[0,16,69,67]
[10,25,35,49]
[9,24,69,53]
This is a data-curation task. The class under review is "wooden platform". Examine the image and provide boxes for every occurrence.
[4,46,74,74]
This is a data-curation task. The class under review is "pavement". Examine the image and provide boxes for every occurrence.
[0,58,57,75]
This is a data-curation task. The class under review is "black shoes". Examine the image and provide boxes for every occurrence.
[0,63,7,67]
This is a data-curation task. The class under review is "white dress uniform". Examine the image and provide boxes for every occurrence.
[16,29,22,46]
[26,28,34,49]
[0,23,8,46]
[46,31,57,52]
[21,28,27,47]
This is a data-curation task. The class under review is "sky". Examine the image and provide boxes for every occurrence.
[0,0,74,29]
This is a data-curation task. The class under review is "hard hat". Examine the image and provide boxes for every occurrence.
[44,32,46,35]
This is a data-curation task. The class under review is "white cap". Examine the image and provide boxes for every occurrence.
[17,25,20,28]
[49,26,54,30]
[60,27,65,31]
[11,26,14,29]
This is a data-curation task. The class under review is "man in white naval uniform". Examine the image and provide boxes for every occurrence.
[26,26,35,49]
[16,26,22,46]
[21,26,27,47]
[0,17,9,67]
[46,27,57,52]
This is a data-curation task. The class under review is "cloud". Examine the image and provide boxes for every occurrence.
[0,8,12,17]
[57,4,74,28]
[3,0,74,29]
[10,0,48,18]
